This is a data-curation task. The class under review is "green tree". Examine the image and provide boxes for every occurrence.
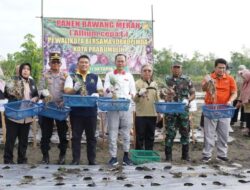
[0,34,42,83]
[185,52,215,76]
[230,50,250,77]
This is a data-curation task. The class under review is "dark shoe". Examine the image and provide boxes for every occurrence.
[165,146,172,161]
[58,154,66,165]
[181,144,190,161]
[70,160,80,165]
[216,156,229,162]
[202,157,211,163]
[123,155,133,166]
[17,158,27,164]
[41,153,49,164]
[4,160,15,164]
[89,161,97,165]
[108,157,118,166]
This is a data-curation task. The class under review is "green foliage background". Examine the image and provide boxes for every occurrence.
[1,34,250,86]
[0,34,43,83]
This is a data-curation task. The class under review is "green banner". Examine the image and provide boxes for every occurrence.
[43,17,153,74]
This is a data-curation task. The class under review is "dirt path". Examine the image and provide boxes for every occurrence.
[0,121,250,167]
[1,100,250,167]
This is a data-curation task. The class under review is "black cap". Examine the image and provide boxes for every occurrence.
[172,61,183,67]
[49,52,61,61]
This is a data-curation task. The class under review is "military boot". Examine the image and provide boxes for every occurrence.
[165,146,172,161]
[181,144,190,161]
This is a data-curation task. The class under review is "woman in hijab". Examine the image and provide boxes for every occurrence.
[3,63,38,164]
[237,69,250,137]
[134,64,159,150]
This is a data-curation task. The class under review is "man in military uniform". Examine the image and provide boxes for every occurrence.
[39,52,68,164]
[164,61,195,161]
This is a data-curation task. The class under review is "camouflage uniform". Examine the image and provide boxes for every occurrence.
[164,74,195,160]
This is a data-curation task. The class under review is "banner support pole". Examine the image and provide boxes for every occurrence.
[41,0,44,68]
[151,4,154,64]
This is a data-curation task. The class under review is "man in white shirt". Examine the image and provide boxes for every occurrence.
[104,54,136,166]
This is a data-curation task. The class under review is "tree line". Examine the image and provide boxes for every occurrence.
[1,34,250,85]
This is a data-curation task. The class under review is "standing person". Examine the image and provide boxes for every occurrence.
[134,64,159,150]
[104,54,136,166]
[237,69,250,136]
[231,65,247,127]
[164,61,195,161]
[39,52,68,164]
[4,63,39,164]
[202,58,237,162]
[64,55,103,165]
[0,66,5,99]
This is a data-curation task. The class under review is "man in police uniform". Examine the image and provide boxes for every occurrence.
[39,52,68,164]
[164,61,195,161]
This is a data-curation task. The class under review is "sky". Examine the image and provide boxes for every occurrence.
[0,0,250,60]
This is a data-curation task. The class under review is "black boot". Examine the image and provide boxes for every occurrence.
[181,144,190,161]
[58,152,66,165]
[42,152,49,164]
[17,157,27,164]
[165,146,172,161]
[70,160,80,165]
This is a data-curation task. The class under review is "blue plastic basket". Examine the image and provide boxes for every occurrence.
[202,104,236,119]
[154,102,185,113]
[129,149,161,165]
[4,100,43,120]
[98,98,130,111]
[38,102,71,121]
[63,94,97,107]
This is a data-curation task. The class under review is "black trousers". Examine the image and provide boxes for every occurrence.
[200,113,204,128]
[3,118,30,163]
[245,113,250,130]
[70,115,97,163]
[135,116,157,150]
[231,100,245,123]
[40,116,68,155]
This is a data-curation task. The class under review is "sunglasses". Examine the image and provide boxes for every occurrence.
[173,66,181,68]
[143,69,152,72]
[51,61,60,64]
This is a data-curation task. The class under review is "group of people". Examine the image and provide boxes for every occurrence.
[1,52,249,165]
[2,53,135,165]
